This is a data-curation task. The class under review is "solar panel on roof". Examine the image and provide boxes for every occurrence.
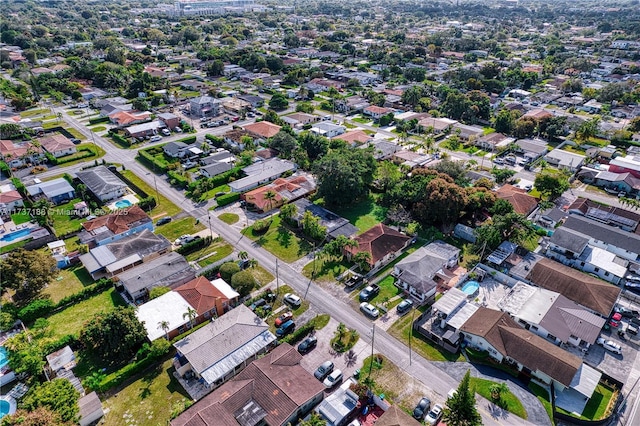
[586,207,637,228]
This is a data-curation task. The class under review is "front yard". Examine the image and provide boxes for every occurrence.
[184,238,234,268]
[302,256,351,282]
[469,377,527,419]
[242,215,314,262]
[556,383,616,421]
[330,195,387,233]
[121,170,182,218]
[155,217,205,242]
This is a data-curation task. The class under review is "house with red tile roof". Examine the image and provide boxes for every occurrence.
[174,276,240,324]
[522,109,553,121]
[0,139,45,168]
[0,190,24,215]
[109,110,152,127]
[496,184,538,216]
[242,175,316,213]
[332,129,372,146]
[363,105,393,120]
[243,121,282,140]
[78,205,153,247]
[345,224,412,270]
[37,134,77,158]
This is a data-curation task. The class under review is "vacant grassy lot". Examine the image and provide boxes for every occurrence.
[243,215,313,262]
[189,239,234,268]
[331,195,387,233]
[302,256,350,281]
[249,265,275,286]
[47,288,126,339]
[469,377,527,419]
[43,264,95,303]
[388,309,465,362]
[371,275,401,303]
[10,211,30,225]
[155,217,205,241]
[20,108,49,118]
[121,170,182,217]
[218,212,239,225]
[50,198,85,236]
[102,357,191,426]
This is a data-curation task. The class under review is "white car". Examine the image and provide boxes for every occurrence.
[174,235,193,246]
[283,293,301,308]
[150,135,162,142]
[596,337,622,354]
[323,369,343,389]
[360,302,379,318]
[425,404,443,426]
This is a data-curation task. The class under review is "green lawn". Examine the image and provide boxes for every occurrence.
[218,212,239,225]
[43,264,95,303]
[201,184,230,201]
[302,256,350,281]
[10,211,31,225]
[388,309,465,362]
[155,217,205,241]
[557,384,615,421]
[90,126,107,132]
[121,170,182,218]
[528,382,554,425]
[46,288,126,339]
[50,198,85,236]
[370,275,401,303]
[248,265,275,287]
[20,108,49,118]
[0,239,27,254]
[243,215,313,262]
[102,357,192,426]
[53,144,106,168]
[469,377,527,419]
[190,240,234,267]
[330,195,387,233]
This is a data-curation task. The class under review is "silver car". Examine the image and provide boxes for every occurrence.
[360,302,379,318]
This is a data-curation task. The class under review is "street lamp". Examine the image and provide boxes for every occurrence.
[367,324,376,382]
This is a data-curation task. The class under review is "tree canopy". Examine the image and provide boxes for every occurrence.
[0,249,57,305]
[22,379,80,423]
[443,370,482,426]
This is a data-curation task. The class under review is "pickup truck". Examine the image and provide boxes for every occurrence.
[359,284,380,302]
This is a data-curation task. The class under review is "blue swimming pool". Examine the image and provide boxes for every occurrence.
[0,347,8,369]
[0,400,10,419]
[0,228,31,242]
[461,280,480,296]
[115,199,132,209]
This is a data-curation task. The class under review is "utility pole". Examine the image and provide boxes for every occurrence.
[368,324,375,381]
[276,258,279,296]
[409,307,416,365]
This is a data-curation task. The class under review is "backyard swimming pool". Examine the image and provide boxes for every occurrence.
[461,280,480,296]
[115,199,133,209]
[0,347,8,369]
[0,228,31,242]
[0,397,16,419]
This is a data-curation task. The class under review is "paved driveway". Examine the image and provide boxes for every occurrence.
[584,329,639,383]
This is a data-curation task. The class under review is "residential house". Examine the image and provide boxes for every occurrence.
[172,305,278,391]
[393,240,460,304]
[190,96,222,117]
[315,379,360,426]
[365,140,401,160]
[222,97,251,114]
[200,150,235,166]
[496,184,538,216]
[345,224,412,270]
[242,175,316,213]
[0,190,23,216]
[77,205,153,248]
[243,121,282,141]
[283,112,318,126]
[418,117,457,134]
[474,133,515,151]
[222,129,251,150]
[236,94,264,109]
[124,120,162,138]
[375,405,422,426]
[460,307,602,413]
[310,122,346,138]
[229,158,296,193]
[179,79,206,91]
[525,257,620,317]
[392,150,432,169]
[452,123,484,142]
[332,129,372,146]
[199,162,232,179]
[116,251,194,302]
[109,110,152,127]
[136,291,194,340]
[171,343,324,426]
[335,96,370,114]
[26,178,76,205]
[497,281,605,349]
[79,229,171,279]
[363,105,393,120]
[522,109,554,121]
[578,169,640,196]
[567,197,640,232]
[158,112,181,130]
[0,139,45,168]
[609,155,640,179]
[305,78,344,93]
[76,166,128,202]
[175,277,240,322]
[292,199,358,239]
[513,138,549,163]
[99,102,132,118]
[37,134,77,158]
[544,149,585,172]
[163,141,189,158]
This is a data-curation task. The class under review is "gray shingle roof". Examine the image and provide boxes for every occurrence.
[76,166,127,197]
[549,227,590,254]
[562,215,640,255]
[117,252,195,296]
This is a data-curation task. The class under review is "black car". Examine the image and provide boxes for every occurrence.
[276,320,295,337]
[413,397,431,420]
[249,298,266,311]
[156,217,172,226]
[397,299,414,315]
[70,138,81,145]
[297,336,318,354]
[614,305,640,319]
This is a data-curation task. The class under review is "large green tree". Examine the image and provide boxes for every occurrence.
[312,147,377,206]
[475,212,537,250]
[1,407,73,426]
[79,307,147,364]
[230,270,257,297]
[269,130,298,159]
[1,249,57,305]
[443,370,482,426]
[534,172,570,200]
[22,379,80,423]
[413,177,468,226]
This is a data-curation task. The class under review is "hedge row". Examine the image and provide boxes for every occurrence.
[111,133,131,147]
[89,116,109,125]
[279,323,314,345]
[216,192,240,206]
[137,149,168,173]
[187,166,242,192]
[177,135,197,144]
[48,146,96,166]
[177,236,212,256]
[167,170,189,188]
[138,196,157,211]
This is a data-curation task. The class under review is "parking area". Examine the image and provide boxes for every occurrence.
[584,328,639,383]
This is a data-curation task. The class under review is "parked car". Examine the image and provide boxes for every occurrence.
[297,336,318,354]
[274,311,293,327]
[413,397,431,420]
[70,138,81,144]
[174,127,183,133]
[397,299,414,315]
[446,389,458,402]
[249,298,267,311]
[359,284,380,302]
[493,158,505,165]
[283,292,302,308]
[610,312,623,327]
[276,320,295,337]
[150,135,162,142]
[614,305,640,319]
[596,337,622,355]
[360,302,379,318]
[156,217,172,226]
[174,235,194,246]
[425,404,443,426]
[323,369,343,389]
[161,128,171,136]
[314,361,334,381]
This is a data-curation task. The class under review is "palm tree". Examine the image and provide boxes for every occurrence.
[157,320,170,340]
[248,258,258,268]
[183,307,198,329]
[263,190,277,215]
[238,251,249,261]
[489,382,509,402]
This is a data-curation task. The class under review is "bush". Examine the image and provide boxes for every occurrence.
[18,299,55,323]
[41,334,79,354]
[89,116,109,125]
[0,161,10,175]
[216,192,240,206]
[137,149,168,173]
[167,170,189,188]
[138,196,157,211]
[205,134,224,147]
[54,147,96,165]
[252,219,270,234]
[111,133,131,147]
[231,270,257,297]
[177,135,197,144]
[0,312,16,331]
[176,236,212,256]
[279,323,314,345]
[219,261,241,282]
